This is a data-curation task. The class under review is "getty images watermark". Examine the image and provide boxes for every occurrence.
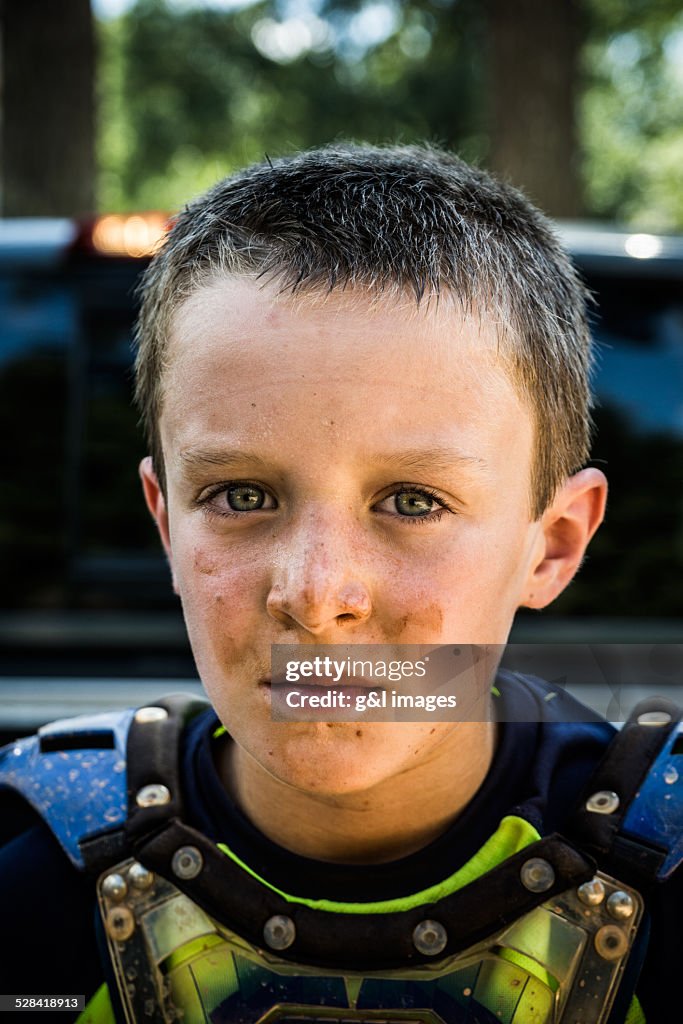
[270,644,683,722]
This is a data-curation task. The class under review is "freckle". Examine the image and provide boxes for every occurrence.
[326,723,333,729]
[430,728,435,734]
[356,730,362,738]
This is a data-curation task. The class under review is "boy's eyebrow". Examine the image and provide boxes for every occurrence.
[178,445,486,474]
[179,447,270,471]
[369,446,487,474]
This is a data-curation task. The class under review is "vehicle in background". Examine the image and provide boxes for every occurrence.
[0,217,681,737]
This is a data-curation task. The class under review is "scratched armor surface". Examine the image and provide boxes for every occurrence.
[0,709,132,867]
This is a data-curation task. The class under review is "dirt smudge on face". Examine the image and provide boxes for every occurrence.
[386,602,444,640]
[193,547,220,576]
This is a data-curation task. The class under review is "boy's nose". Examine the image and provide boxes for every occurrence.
[266,528,373,635]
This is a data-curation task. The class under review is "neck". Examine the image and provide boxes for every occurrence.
[217,723,497,863]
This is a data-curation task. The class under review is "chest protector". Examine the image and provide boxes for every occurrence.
[2,694,681,1024]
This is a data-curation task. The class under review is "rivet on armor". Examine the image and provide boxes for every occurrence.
[636,711,671,727]
[102,873,127,901]
[171,845,204,880]
[128,862,154,890]
[263,915,296,950]
[106,906,135,943]
[577,878,605,906]
[135,783,171,808]
[134,706,169,724]
[606,891,635,920]
[412,920,448,956]
[586,790,620,815]
[594,924,628,960]
[520,857,555,893]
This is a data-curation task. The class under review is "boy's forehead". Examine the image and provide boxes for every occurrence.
[166,274,507,388]
[160,274,536,511]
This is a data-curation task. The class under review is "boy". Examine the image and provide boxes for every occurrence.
[0,145,680,1024]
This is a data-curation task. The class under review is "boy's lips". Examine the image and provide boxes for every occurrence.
[262,677,387,719]
[266,677,387,721]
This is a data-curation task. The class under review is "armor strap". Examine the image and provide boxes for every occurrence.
[80,693,209,873]
[125,693,209,840]
[566,696,682,885]
[127,813,595,971]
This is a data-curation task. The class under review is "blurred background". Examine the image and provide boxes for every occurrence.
[0,0,682,733]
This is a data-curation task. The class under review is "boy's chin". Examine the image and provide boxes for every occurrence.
[256,727,408,797]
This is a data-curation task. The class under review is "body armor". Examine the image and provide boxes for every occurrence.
[1,694,680,1024]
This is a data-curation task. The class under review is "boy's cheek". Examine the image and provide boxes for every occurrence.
[173,546,264,647]
[189,544,223,576]
[381,600,444,641]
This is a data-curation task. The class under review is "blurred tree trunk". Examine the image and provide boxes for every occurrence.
[487,0,582,217]
[1,0,95,216]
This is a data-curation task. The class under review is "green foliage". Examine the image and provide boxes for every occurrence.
[97,0,683,228]
[96,0,488,213]
[581,0,683,228]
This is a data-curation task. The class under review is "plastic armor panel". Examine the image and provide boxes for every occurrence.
[0,709,132,867]
[98,859,643,1024]
[621,721,683,879]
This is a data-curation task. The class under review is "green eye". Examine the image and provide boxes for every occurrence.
[394,490,437,516]
[227,484,267,511]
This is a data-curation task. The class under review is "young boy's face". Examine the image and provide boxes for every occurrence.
[141,276,605,795]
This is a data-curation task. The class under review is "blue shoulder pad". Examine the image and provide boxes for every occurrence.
[621,720,683,879]
[0,708,134,870]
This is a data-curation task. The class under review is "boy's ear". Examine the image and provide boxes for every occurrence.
[139,456,179,595]
[521,468,607,610]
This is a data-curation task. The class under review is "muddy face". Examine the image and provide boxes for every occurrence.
[142,276,545,795]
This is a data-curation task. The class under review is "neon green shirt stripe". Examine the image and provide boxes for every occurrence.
[216,814,541,913]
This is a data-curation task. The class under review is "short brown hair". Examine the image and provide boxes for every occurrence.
[134,143,593,518]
